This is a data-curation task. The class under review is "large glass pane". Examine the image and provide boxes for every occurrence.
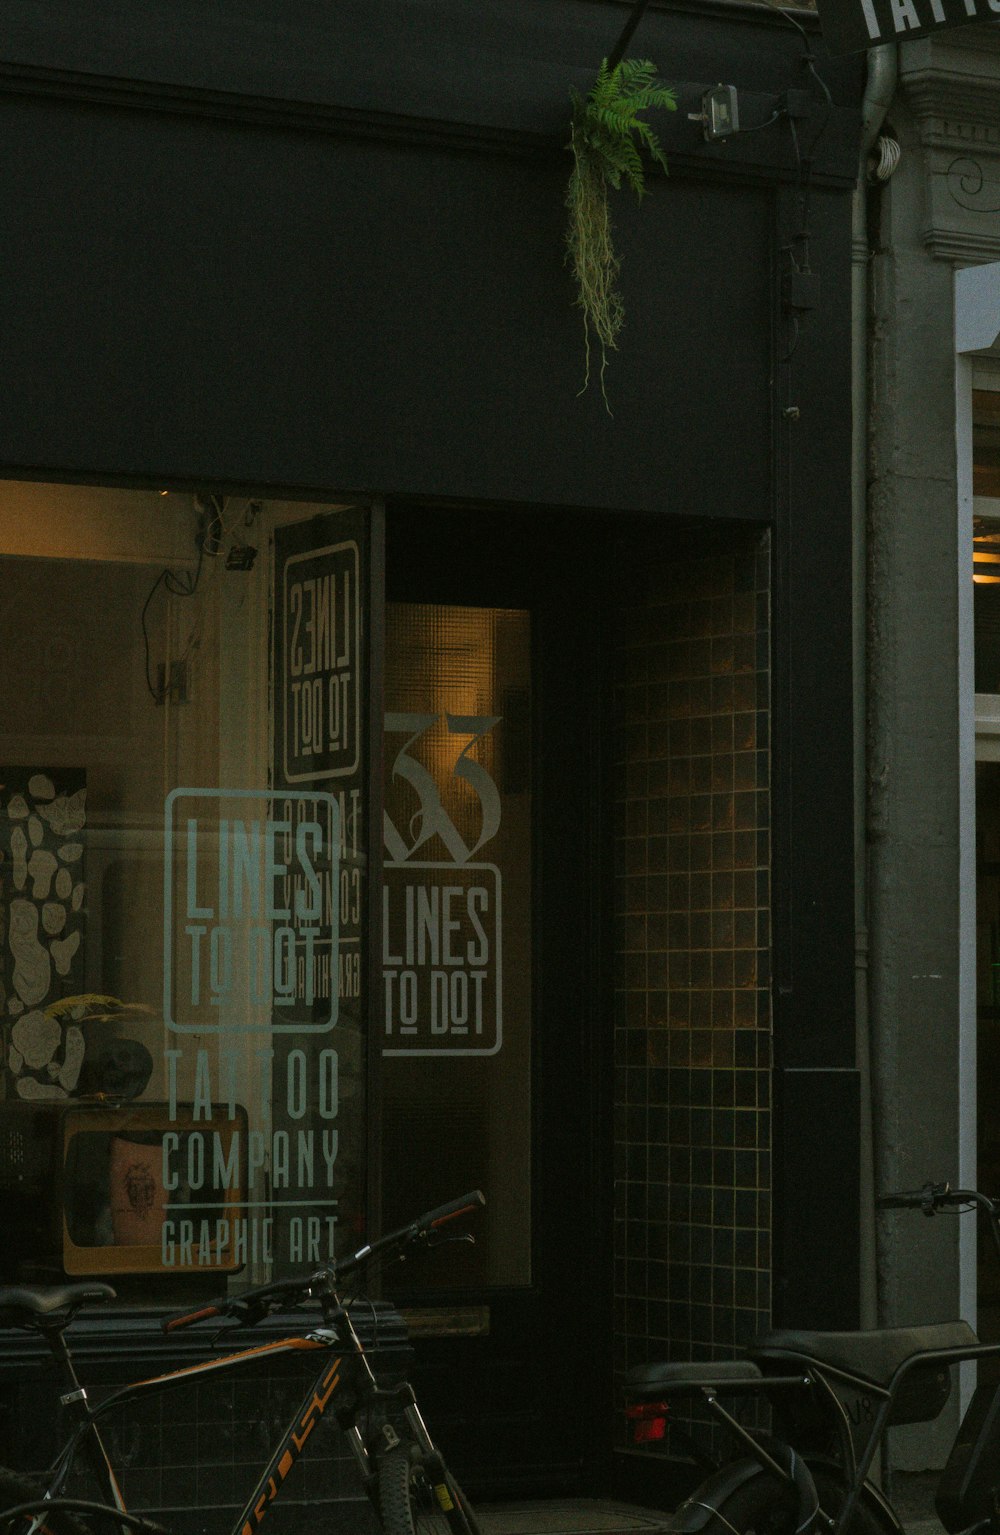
[0,487,371,1296]
[975,382,1000,1361]
[381,604,531,1289]
[977,762,1000,1362]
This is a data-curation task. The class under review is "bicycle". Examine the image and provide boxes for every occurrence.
[624,1182,1000,1535]
[0,1190,486,1535]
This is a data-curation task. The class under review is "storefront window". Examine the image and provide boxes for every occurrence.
[0,485,371,1296]
[973,388,1000,685]
[974,378,1000,1349]
[381,604,532,1289]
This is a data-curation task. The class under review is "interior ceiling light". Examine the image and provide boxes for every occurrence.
[973,545,1000,583]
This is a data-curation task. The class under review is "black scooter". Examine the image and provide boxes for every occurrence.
[626,1183,1000,1535]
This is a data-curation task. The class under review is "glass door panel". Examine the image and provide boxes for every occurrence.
[381,603,531,1289]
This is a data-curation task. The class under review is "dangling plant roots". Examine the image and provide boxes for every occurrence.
[565,58,676,409]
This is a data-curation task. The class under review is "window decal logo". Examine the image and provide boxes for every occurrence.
[382,715,502,1058]
[164,788,340,1035]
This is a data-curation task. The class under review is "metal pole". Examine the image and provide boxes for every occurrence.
[606,0,652,71]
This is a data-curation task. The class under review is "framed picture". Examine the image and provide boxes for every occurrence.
[62,1102,247,1275]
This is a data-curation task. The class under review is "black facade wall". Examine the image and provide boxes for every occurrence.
[2,0,864,148]
[1,90,774,508]
[769,178,862,1328]
[0,0,863,1334]
[0,0,863,509]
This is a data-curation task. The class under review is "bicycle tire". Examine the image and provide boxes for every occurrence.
[376,1444,480,1535]
[0,1469,88,1535]
[676,1463,900,1535]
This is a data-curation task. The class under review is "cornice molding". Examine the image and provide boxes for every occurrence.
[0,60,862,188]
[900,29,1000,262]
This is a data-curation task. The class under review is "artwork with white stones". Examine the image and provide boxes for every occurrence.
[2,769,87,1099]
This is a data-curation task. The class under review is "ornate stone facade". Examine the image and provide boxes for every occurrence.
[901,29,1000,262]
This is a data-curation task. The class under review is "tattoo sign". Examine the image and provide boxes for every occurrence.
[816,0,999,54]
[163,788,340,1034]
[277,540,360,784]
[381,862,502,1056]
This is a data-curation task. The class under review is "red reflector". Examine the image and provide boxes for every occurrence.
[625,1401,668,1444]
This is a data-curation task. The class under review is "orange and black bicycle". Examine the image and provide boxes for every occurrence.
[0,1191,485,1535]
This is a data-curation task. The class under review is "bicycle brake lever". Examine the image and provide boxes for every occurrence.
[426,1232,476,1249]
[219,1298,269,1333]
[921,1181,950,1215]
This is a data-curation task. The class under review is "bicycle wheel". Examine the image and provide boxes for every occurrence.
[0,1469,87,1535]
[376,1444,480,1535]
[678,1464,899,1535]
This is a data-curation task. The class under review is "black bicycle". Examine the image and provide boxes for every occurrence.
[0,1191,486,1535]
[625,1182,1000,1535]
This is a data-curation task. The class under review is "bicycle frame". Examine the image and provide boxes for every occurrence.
[38,1305,386,1535]
[4,1191,486,1535]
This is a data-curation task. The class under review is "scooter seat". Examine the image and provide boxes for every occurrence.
[749,1321,978,1389]
[626,1359,764,1398]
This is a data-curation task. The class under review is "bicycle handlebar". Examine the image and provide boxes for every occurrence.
[162,1274,307,1333]
[162,1190,486,1333]
[336,1189,486,1279]
[877,1182,1000,1217]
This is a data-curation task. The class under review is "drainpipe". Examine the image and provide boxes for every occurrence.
[853,42,897,1334]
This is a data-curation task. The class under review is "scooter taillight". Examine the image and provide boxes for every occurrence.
[625,1401,669,1444]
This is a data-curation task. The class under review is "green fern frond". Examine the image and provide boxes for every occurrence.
[624,85,678,113]
[564,56,676,410]
[609,58,655,88]
[615,136,647,198]
[633,121,669,175]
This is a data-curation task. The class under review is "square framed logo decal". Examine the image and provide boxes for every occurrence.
[164,787,340,1035]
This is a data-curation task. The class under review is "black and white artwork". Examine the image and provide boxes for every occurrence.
[2,768,88,1099]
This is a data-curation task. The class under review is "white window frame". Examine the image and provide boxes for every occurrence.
[956,262,1000,1353]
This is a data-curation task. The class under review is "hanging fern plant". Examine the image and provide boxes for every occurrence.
[565,57,676,409]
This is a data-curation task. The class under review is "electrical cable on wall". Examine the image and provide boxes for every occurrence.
[778,12,834,361]
[141,553,203,703]
[691,2,834,365]
[175,495,255,668]
[140,493,222,702]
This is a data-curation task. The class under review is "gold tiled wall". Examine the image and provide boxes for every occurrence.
[613,534,772,1386]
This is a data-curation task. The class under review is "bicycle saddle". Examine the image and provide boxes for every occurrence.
[748,1321,978,1388]
[0,1283,116,1323]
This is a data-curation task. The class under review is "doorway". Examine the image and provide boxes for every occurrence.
[378,505,614,1498]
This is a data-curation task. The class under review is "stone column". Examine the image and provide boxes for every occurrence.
[868,28,1000,1470]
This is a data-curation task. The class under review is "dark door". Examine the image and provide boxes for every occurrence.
[377,504,614,1498]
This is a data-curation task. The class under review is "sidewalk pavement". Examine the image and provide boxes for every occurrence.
[889,1473,944,1535]
[474,1504,673,1535]
[470,1479,945,1535]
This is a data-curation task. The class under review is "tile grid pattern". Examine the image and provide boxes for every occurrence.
[612,536,773,1429]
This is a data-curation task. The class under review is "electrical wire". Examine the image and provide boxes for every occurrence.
[737,109,784,135]
[142,493,258,701]
[741,3,836,176]
[755,11,835,366]
[141,544,205,702]
[780,314,801,365]
[783,22,833,248]
[140,494,230,701]
[176,495,254,667]
[804,53,834,158]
